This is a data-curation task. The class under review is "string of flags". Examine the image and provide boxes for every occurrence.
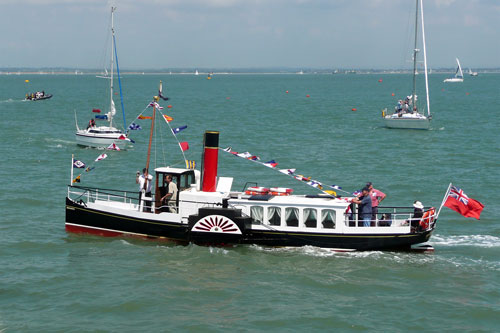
[71,147,114,183]
[73,84,192,185]
[220,146,350,196]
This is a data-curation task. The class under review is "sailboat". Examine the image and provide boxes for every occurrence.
[383,0,431,130]
[443,58,464,82]
[468,68,478,77]
[75,7,130,150]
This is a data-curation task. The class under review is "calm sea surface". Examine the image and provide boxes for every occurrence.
[0,73,499,331]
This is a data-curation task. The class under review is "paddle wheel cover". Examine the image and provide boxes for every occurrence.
[192,215,242,234]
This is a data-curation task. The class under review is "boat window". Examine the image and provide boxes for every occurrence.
[267,206,281,226]
[321,209,336,229]
[179,171,195,190]
[285,207,299,227]
[250,206,263,225]
[304,208,317,228]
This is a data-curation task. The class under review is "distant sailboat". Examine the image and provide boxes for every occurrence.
[75,7,130,149]
[468,68,478,76]
[443,58,464,82]
[383,0,431,130]
[195,70,199,76]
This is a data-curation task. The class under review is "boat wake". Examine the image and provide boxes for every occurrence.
[430,234,500,248]
[249,244,384,258]
[0,98,22,103]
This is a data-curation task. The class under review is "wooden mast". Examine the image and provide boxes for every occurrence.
[145,95,159,172]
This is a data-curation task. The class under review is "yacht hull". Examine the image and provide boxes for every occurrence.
[384,117,430,130]
[75,132,129,149]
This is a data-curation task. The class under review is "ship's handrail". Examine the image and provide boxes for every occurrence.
[344,207,437,231]
[67,185,223,212]
[68,185,140,206]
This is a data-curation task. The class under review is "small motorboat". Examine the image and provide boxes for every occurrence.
[25,92,52,101]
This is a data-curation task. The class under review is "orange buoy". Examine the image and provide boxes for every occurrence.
[352,108,357,111]
[306,94,310,98]
[378,79,382,82]
[167,105,172,108]
[286,90,289,93]
[391,93,395,96]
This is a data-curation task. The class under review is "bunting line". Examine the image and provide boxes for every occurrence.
[220,146,352,196]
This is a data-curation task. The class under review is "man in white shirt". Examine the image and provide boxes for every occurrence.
[136,168,153,212]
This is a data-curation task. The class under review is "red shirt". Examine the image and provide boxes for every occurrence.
[370,189,385,207]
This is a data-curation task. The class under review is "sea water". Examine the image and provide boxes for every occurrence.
[0,73,499,331]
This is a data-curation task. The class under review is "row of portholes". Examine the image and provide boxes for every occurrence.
[250,206,336,229]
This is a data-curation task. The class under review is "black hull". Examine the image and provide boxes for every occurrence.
[65,198,433,251]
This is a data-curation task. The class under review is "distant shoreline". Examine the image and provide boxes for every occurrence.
[2,69,500,75]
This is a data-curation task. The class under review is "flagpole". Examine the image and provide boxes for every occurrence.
[71,154,74,186]
[435,182,452,220]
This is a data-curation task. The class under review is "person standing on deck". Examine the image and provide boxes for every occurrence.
[136,168,153,212]
[351,187,372,227]
[366,182,386,221]
[161,175,178,213]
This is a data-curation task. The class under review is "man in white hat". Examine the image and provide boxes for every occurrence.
[411,201,424,231]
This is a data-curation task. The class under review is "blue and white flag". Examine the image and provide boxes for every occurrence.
[263,160,278,168]
[128,123,142,130]
[73,160,85,168]
[172,125,187,135]
[330,185,342,190]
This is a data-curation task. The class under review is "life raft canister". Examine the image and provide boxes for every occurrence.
[245,186,269,195]
[419,207,436,230]
[269,187,293,196]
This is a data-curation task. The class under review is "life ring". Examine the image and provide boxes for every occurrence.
[245,187,269,195]
[419,208,435,230]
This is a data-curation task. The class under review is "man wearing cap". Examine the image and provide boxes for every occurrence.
[366,182,386,221]
[351,187,372,227]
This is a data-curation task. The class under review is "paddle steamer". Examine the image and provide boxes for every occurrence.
[66,130,439,251]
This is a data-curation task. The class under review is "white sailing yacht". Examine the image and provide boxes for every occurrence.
[75,7,130,149]
[443,58,464,82]
[468,68,478,77]
[383,0,431,130]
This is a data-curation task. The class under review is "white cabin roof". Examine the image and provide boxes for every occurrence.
[155,167,193,174]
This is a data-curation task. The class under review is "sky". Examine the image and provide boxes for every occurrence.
[1,0,499,70]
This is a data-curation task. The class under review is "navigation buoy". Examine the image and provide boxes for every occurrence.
[466,92,470,95]
[226,97,230,100]
[286,91,289,94]
[378,79,382,82]
[352,108,357,111]
[306,94,310,98]
[391,93,395,96]
[167,105,172,108]
[25,79,29,83]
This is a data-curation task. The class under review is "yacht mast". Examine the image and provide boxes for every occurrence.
[411,0,419,113]
[109,7,116,128]
[420,0,430,116]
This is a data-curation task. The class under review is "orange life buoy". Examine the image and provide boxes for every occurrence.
[419,208,435,229]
